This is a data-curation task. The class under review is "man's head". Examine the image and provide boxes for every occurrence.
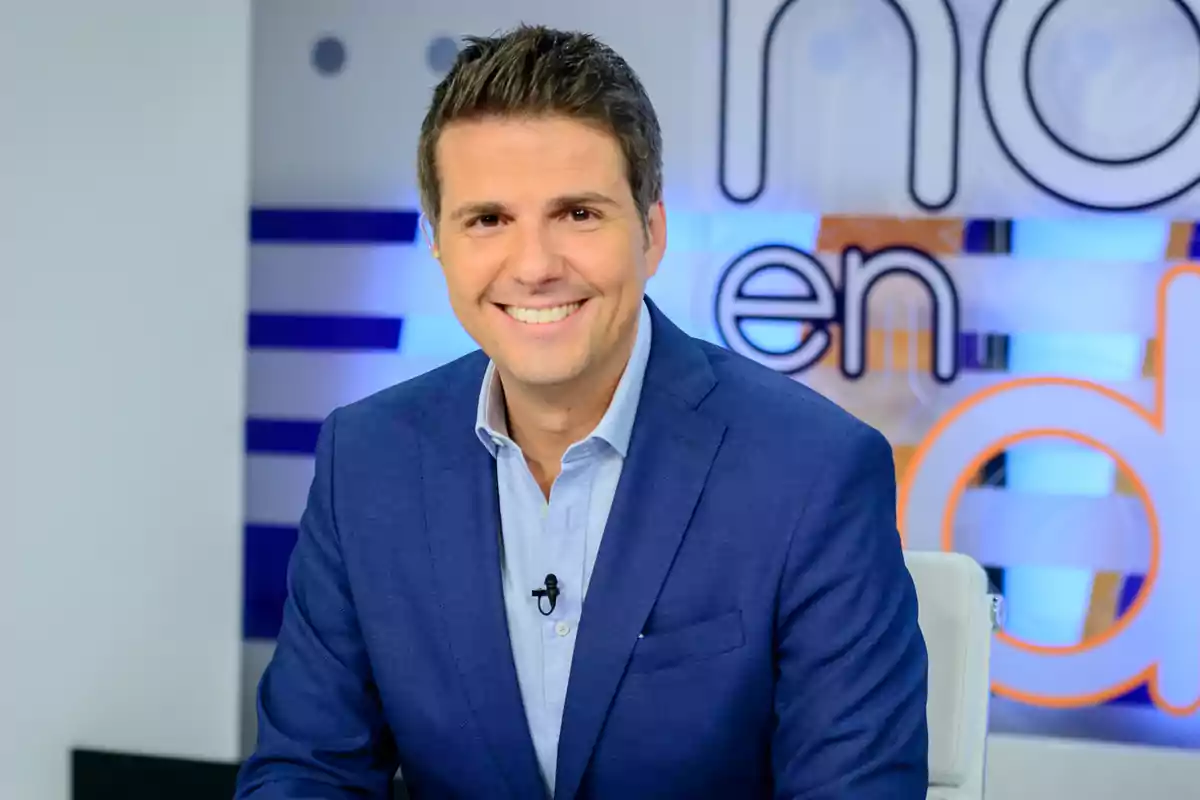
[417,25,666,397]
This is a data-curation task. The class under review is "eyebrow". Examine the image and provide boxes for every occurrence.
[549,192,621,210]
[447,192,622,222]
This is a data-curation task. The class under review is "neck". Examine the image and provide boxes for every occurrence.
[499,326,637,485]
[503,378,614,468]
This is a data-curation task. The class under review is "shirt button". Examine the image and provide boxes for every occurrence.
[555,621,571,637]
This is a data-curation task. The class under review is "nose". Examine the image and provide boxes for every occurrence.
[508,220,565,286]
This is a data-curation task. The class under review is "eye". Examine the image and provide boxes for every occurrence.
[567,207,598,222]
[470,213,502,228]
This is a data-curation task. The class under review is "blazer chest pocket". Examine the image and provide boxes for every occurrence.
[627,609,745,675]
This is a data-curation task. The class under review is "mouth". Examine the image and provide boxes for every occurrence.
[499,300,585,325]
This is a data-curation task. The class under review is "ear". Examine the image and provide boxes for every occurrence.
[419,213,440,258]
[643,201,667,279]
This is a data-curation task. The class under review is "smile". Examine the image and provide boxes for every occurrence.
[502,301,583,325]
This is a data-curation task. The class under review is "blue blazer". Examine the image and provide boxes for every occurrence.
[237,300,928,799]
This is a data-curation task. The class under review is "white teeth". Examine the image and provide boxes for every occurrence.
[504,302,581,324]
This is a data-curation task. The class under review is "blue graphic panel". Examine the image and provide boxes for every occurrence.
[248,314,403,351]
[246,419,322,455]
[250,208,421,244]
[244,524,300,639]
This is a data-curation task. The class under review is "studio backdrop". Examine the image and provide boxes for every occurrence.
[244,0,1200,780]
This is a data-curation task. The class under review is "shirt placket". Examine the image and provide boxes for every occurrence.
[541,456,589,725]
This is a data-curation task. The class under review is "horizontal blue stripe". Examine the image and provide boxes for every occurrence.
[246,418,322,455]
[1012,218,1169,261]
[962,218,1011,255]
[250,208,420,244]
[735,327,1009,371]
[244,524,299,639]
[248,313,403,351]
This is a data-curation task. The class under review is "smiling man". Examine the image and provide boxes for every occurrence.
[236,24,928,800]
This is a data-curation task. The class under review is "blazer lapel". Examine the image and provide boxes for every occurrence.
[554,304,727,800]
[418,359,546,800]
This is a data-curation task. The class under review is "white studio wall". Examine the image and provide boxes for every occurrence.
[240,0,1200,798]
[0,2,251,799]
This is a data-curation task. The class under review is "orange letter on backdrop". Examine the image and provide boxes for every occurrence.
[899,265,1200,714]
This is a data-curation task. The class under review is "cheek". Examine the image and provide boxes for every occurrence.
[440,255,494,304]
[567,240,642,293]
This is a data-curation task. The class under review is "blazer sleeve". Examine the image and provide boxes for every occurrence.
[236,410,400,799]
[772,426,929,799]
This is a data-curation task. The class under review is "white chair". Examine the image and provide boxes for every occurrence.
[904,550,1000,800]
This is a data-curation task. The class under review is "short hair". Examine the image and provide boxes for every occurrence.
[417,25,663,230]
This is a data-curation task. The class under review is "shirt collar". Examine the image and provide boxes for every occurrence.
[475,299,652,458]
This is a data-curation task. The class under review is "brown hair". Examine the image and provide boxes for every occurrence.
[417,25,663,231]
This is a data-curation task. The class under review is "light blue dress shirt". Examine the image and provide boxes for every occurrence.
[474,300,652,796]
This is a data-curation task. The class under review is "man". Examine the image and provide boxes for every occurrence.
[237,24,928,800]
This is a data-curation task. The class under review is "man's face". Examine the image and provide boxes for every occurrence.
[433,115,665,394]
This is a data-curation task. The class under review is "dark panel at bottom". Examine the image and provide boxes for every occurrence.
[72,751,237,800]
[73,750,408,800]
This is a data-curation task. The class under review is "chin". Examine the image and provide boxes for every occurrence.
[487,332,589,387]
[490,341,586,385]
[505,361,587,388]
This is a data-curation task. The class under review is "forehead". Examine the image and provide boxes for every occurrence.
[436,115,629,201]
